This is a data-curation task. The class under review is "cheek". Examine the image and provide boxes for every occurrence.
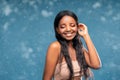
[59,29,65,33]
[73,27,78,32]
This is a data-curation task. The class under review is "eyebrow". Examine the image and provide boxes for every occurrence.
[59,22,76,25]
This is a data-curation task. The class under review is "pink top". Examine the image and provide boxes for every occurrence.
[54,61,82,80]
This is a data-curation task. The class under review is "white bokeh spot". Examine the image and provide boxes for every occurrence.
[41,10,53,17]
[3,5,12,16]
[93,2,101,9]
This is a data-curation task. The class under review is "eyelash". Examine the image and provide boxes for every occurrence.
[59,24,76,28]
[70,24,76,27]
[60,26,65,28]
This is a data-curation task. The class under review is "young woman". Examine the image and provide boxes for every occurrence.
[43,10,101,80]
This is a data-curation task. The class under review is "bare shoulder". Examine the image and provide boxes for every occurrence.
[46,41,61,58]
[49,41,61,49]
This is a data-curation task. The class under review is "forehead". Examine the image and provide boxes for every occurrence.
[59,16,76,24]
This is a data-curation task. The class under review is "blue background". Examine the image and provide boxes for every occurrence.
[0,0,120,80]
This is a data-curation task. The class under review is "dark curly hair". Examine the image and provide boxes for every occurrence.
[54,10,92,80]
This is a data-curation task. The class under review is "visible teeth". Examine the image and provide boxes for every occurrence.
[66,33,72,36]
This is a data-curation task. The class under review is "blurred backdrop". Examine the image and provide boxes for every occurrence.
[0,0,120,80]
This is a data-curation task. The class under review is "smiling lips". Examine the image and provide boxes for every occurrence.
[64,32,75,37]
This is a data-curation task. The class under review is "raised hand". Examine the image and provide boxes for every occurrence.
[78,23,88,37]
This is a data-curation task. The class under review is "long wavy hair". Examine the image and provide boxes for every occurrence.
[54,10,92,80]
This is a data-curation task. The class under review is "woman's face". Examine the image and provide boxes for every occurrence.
[57,16,78,41]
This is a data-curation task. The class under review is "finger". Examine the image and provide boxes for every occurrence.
[78,23,88,31]
[78,23,85,31]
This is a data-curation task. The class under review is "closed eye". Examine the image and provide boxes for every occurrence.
[59,24,66,29]
[70,23,76,27]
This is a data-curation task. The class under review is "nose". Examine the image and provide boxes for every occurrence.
[66,26,71,31]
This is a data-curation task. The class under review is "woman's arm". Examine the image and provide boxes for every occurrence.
[78,23,102,69]
[43,41,60,80]
[82,34,102,69]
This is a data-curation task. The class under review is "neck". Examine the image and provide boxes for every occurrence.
[67,40,73,47]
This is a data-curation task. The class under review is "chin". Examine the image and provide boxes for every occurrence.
[64,37,75,41]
